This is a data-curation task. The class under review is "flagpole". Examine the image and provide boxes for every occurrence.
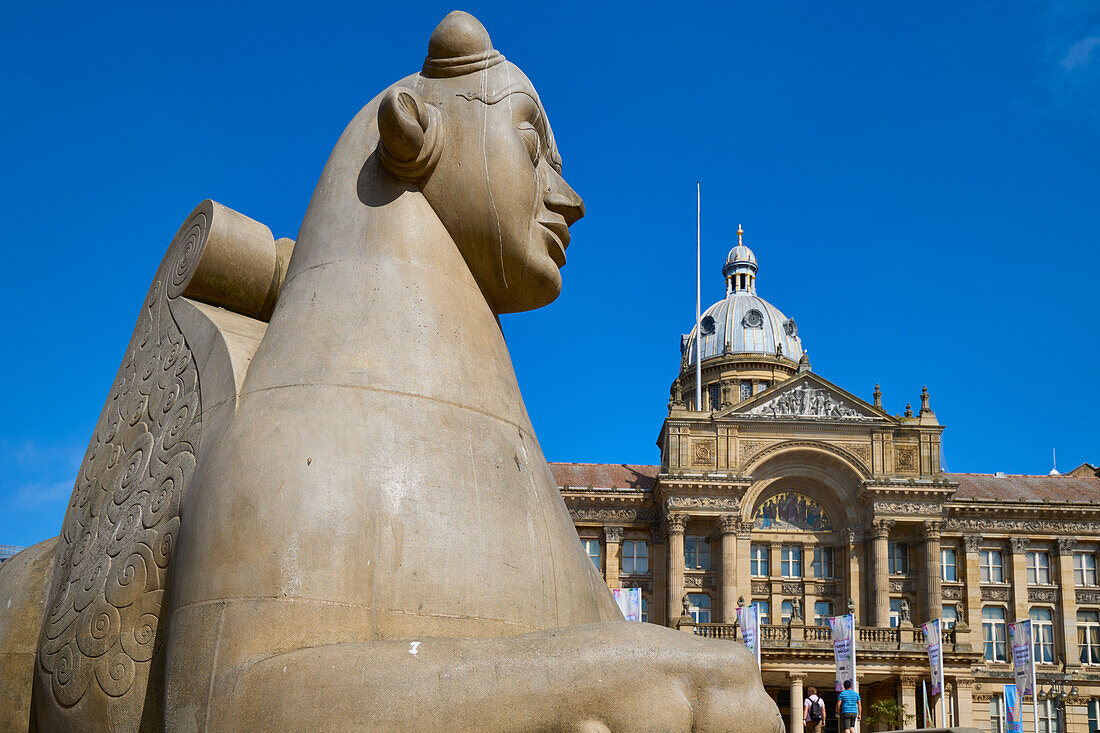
[695,182,702,411]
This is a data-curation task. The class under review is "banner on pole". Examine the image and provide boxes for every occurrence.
[921,618,944,695]
[738,603,761,669]
[612,588,642,621]
[1004,684,1022,733]
[828,613,856,691]
[922,680,932,726]
[1008,620,1035,696]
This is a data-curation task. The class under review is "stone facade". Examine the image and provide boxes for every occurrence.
[555,239,1100,732]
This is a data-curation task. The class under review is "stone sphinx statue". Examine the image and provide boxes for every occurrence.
[0,11,781,732]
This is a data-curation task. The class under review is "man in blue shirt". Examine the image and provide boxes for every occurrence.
[835,679,861,733]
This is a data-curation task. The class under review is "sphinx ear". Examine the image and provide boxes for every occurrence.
[378,86,445,183]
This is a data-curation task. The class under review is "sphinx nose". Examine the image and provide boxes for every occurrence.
[544,170,584,226]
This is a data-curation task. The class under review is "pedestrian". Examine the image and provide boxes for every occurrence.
[835,679,860,733]
[803,686,825,733]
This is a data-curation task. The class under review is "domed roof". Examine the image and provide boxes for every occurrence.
[682,229,804,365]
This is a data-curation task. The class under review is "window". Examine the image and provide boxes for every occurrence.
[1037,699,1056,733]
[980,549,1004,583]
[1088,698,1100,732]
[983,606,1007,662]
[1027,551,1051,585]
[687,593,711,624]
[641,596,648,624]
[889,541,909,575]
[750,544,769,577]
[781,545,803,578]
[813,547,834,579]
[622,540,648,574]
[1031,607,1055,664]
[582,539,601,571]
[781,600,793,624]
[684,536,710,570]
[940,547,957,581]
[1076,552,1098,586]
[889,598,903,628]
[989,694,1004,733]
[1078,609,1100,664]
[814,601,833,626]
[942,604,958,629]
[708,383,721,411]
[757,381,769,393]
[739,381,752,401]
[756,601,770,625]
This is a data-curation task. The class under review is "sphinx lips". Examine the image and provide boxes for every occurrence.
[539,220,570,268]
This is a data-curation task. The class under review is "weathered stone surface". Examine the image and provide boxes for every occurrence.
[0,538,56,732]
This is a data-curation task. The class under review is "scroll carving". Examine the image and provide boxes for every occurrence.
[945,519,1100,536]
[751,581,769,595]
[1077,590,1100,605]
[941,586,963,600]
[981,587,1010,601]
[690,440,715,467]
[1029,588,1057,603]
[569,507,657,523]
[895,448,917,472]
[36,210,206,717]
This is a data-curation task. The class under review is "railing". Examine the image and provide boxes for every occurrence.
[689,621,958,650]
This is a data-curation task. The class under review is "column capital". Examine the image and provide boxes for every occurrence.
[918,520,943,540]
[963,534,982,553]
[788,672,806,683]
[1010,536,1030,554]
[954,676,973,689]
[666,514,687,536]
[870,519,894,539]
[736,519,754,539]
[604,525,623,544]
[1058,536,1078,556]
[899,674,920,688]
[718,514,739,535]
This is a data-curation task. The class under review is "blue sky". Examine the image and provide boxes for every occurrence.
[2,1,1098,547]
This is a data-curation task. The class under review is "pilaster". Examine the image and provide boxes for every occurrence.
[666,514,686,629]
[1058,536,1080,669]
[1009,536,1030,623]
[604,525,623,590]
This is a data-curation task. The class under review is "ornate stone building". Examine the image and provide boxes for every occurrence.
[553,233,1100,733]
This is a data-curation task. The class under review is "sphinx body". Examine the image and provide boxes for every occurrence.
[0,11,783,732]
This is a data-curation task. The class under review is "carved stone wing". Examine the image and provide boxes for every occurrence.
[33,201,292,730]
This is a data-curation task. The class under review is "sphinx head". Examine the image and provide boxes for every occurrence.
[378,11,584,314]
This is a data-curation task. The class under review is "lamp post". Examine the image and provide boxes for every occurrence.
[1036,668,1083,733]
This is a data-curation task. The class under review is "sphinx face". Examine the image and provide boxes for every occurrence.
[421,63,584,314]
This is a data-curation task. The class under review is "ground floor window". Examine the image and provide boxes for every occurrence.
[687,593,711,624]
[1037,698,1056,733]
[989,693,1003,733]
[1088,697,1100,732]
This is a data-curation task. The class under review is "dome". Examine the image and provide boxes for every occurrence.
[682,228,804,365]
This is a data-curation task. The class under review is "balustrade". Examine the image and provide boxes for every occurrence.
[689,621,958,651]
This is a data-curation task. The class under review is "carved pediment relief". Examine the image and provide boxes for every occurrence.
[727,374,881,422]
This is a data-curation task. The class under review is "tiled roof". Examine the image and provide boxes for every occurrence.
[947,472,1100,504]
[549,463,659,491]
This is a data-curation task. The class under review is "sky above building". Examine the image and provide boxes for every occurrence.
[1,1,1098,546]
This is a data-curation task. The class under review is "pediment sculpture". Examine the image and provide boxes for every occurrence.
[745,383,875,420]
[0,11,782,732]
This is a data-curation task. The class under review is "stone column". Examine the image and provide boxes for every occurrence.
[871,519,894,627]
[1010,536,1030,623]
[963,535,983,645]
[789,673,805,733]
[845,526,863,624]
[899,675,919,730]
[736,520,753,605]
[604,525,623,590]
[651,525,667,626]
[1058,536,1080,669]
[719,514,739,623]
[920,521,943,625]
[666,514,686,628]
[954,677,973,726]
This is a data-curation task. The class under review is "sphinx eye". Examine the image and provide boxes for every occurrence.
[517,121,541,165]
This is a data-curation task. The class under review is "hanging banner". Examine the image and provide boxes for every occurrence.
[738,603,761,669]
[1008,620,1035,696]
[922,679,932,727]
[612,588,642,621]
[828,613,856,691]
[922,618,944,696]
[1004,684,1022,733]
